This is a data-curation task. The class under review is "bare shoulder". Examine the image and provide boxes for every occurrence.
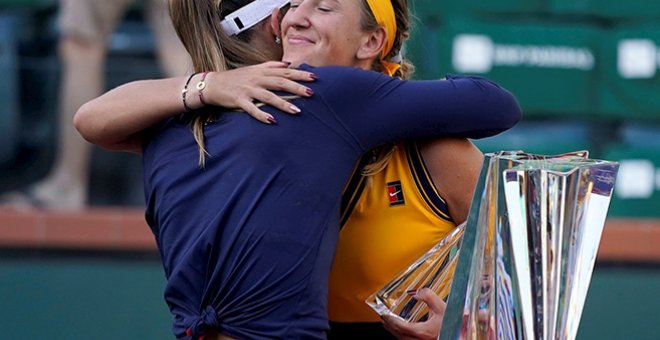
[419,138,483,164]
[418,138,484,223]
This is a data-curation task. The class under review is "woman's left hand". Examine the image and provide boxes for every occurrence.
[381,288,447,340]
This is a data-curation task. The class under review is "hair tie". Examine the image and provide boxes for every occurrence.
[381,61,401,76]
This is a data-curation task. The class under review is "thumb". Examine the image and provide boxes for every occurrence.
[414,288,447,316]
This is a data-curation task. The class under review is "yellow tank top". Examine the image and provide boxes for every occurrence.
[328,142,457,322]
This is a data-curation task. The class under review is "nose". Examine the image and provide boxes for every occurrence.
[284,2,312,30]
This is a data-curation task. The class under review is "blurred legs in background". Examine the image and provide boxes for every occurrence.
[3,0,188,210]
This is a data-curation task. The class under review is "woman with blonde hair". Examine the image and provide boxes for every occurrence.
[76,0,521,338]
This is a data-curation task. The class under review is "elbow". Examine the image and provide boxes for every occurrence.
[500,90,523,130]
[470,76,523,131]
[484,80,523,133]
[74,102,142,153]
[470,86,523,139]
[73,102,95,143]
[73,101,113,148]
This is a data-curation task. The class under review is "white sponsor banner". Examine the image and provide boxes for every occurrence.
[615,159,657,199]
[452,34,595,73]
[617,39,659,79]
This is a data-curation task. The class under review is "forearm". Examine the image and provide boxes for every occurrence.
[73,63,316,152]
[324,66,522,148]
[74,77,191,153]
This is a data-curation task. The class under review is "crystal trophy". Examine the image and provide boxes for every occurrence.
[438,151,619,340]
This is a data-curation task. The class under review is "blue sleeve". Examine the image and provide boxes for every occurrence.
[307,65,522,153]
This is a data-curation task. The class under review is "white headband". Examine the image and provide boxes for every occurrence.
[220,0,290,36]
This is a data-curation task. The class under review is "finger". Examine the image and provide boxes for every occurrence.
[263,77,314,98]
[253,90,301,115]
[383,315,421,339]
[236,98,277,124]
[382,315,407,327]
[253,61,291,69]
[381,316,402,337]
[267,68,318,82]
[414,288,447,316]
[382,315,412,334]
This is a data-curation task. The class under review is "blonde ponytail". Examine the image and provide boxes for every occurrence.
[169,0,272,166]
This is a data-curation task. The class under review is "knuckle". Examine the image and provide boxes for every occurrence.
[275,78,287,87]
[261,90,277,101]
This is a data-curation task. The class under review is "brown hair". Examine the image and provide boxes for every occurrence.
[169,0,272,166]
[358,0,415,176]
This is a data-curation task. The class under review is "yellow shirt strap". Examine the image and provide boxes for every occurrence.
[365,0,400,76]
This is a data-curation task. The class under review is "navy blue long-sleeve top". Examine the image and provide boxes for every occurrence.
[142,65,522,339]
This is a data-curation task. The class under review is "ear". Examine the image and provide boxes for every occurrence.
[269,8,282,39]
[356,27,387,61]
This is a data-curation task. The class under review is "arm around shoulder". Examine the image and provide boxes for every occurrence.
[443,75,523,139]
[74,62,318,152]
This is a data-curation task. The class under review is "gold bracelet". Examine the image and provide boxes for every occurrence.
[196,72,209,106]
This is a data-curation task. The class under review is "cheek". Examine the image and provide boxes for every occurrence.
[280,17,292,33]
[331,36,357,59]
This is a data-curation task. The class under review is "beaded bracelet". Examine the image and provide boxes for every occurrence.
[196,72,210,106]
[181,72,199,112]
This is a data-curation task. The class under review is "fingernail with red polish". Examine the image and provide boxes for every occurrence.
[309,73,318,80]
[406,289,418,296]
[305,88,314,96]
[267,116,278,124]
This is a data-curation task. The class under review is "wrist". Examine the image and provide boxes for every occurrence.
[181,72,208,111]
[181,73,197,112]
[199,71,219,106]
[196,72,209,107]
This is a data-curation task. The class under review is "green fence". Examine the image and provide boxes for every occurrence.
[550,0,660,20]
[0,258,171,340]
[604,146,660,218]
[579,266,660,340]
[408,17,601,117]
[413,0,548,20]
[598,24,660,122]
[473,121,593,156]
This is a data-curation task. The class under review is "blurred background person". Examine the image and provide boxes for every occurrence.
[1,0,188,209]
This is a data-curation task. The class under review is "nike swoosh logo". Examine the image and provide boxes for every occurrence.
[389,190,401,197]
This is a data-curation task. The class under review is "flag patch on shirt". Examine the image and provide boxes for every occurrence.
[387,180,405,206]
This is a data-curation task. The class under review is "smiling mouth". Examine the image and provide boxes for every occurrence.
[287,35,314,45]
